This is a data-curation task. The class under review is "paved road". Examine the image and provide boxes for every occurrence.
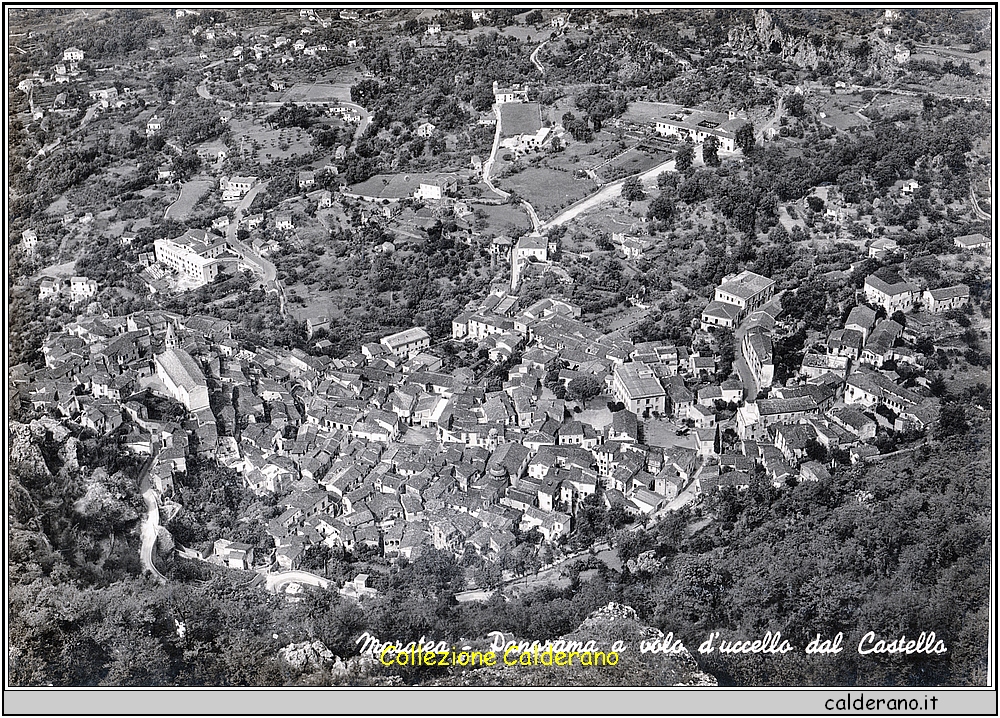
[26,101,98,169]
[225,180,277,283]
[138,452,168,584]
[970,182,991,220]
[266,570,331,593]
[482,102,543,241]
[197,77,236,108]
[222,179,287,314]
[482,104,511,201]
[530,40,548,76]
[541,157,678,231]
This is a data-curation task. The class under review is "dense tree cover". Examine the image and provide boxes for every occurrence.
[160,272,306,351]
[8,6,992,689]
[541,28,682,88]
[272,217,490,356]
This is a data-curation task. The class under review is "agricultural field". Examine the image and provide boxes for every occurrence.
[164,179,214,220]
[494,166,599,220]
[814,92,870,130]
[228,118,315,165]
[279,79,361,104]
[469,202,533,236]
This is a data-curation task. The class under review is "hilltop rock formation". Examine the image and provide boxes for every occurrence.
[727,9,906,78]
[423,602,717,687]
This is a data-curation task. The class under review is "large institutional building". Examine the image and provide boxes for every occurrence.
[654,105,750,152]
[154,347,210,412]
[612,361,666,416]
[153,229,231,286]
[701,270,776,330]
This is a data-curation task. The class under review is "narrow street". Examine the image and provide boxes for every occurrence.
[530,40,547,76]
[137,453,167,584]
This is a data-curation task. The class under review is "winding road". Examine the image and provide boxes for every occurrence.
[541,156,679,231]
[138,454,167,584]
[970,181,991,220]
[482,102,543,234]
[266,570,331,593]
[530,40,548,76]
[221,179,287,314]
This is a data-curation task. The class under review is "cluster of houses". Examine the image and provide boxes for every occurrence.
[38,275,99,303]
[16,221,960,581]
[16,46,148,119]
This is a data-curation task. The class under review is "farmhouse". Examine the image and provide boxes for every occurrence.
[953,233,990,251]
[345,173,458,203]
[654,105,750,152]
[845,367,921,414]
[922,284,970,313]
[223,175,258,201]
[274,212,294,231]
[868,237,898,259]
[493,80,529,104]
[414,175,458,201]
[864,274,917,314]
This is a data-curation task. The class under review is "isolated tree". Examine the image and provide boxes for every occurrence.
[735,122,756,154]
[928,374,949,398]
[647,192,676,222]
[785,92,806,117]
[675,142,694,171]
[621,176,646,202]
[807,195,825,213]
[702,134,720,167]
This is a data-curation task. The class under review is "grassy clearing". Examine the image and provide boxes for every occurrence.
[495,166,598,219]
[280,79,360,104]
[164,179,214,220]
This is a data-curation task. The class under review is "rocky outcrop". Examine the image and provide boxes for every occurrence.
[10,419,81,480]
[279,641,337,670]
[422,602,718,687]
[625,550,663,575]
[727,9,904,78]
[9,421,52,480]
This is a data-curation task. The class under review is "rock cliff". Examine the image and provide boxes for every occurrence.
[727,9,905,78]
[422,602,717,687]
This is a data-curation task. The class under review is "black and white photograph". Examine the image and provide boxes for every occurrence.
[5,4,995,712]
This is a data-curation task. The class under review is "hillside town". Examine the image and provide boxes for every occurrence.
[16,240,975,580]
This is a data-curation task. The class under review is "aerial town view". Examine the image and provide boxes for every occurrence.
[6,6,994,694]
